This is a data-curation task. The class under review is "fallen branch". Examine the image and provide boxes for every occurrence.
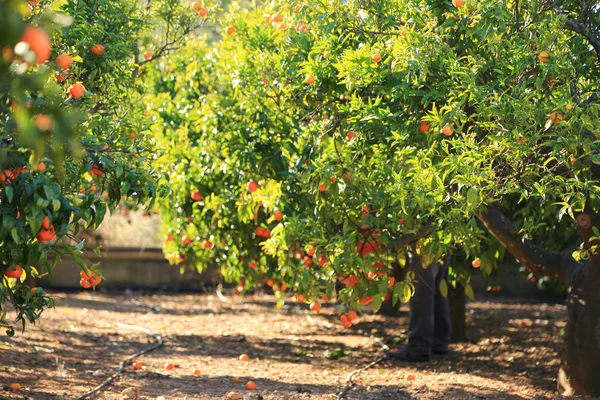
[336,354,387,400]
[73,323,163,400]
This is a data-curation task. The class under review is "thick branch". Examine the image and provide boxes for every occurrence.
[476,207,567,282]
[564,18,600,60]
[388,219,435,251]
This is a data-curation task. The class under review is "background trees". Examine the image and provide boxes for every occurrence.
[0,0,208,334]
[149,0,599,394]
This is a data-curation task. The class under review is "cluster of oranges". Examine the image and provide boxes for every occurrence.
[0,167,27,184]
[79,269,102,289]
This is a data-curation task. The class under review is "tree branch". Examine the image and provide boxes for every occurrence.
[476,206,567,282]
[564,18,600,60]
[388,218,435,251]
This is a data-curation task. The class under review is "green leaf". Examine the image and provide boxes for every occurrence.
[439,280,448,298]
[5,186,14,203]
[465,283,475,301]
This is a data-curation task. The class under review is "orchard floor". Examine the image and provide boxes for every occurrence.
[0,291,580,400]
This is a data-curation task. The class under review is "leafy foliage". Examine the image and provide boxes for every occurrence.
[150,0,599,323]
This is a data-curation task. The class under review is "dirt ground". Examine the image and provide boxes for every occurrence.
[0,291,581,400]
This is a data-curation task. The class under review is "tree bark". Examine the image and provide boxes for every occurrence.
[476,206,566,281]
[449,282,467,342]
[558,209,600,395]
[477,205,600,396]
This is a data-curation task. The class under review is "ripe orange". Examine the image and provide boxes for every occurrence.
[193,369,202,375]
[239,354,250,362]
[307,247,315,257]
[538,50,550,63]
[4,265,23,279]
[371,53,382,63]
[247,180,258,192]
[226,26,236,35]
[56,54,72,69]
[388,276,395,288]
[144,51,153,60]
[305,74,315,85]
[516,136,526,145]
[309,301,321,312]
[80,278,92,289]
[133,362,143,370]
[419,121,430,133]
[272,13,283,23]
[165,363,175,370]
[274,210,283,221]
[29,0,40,4]
[452,0,464,7]
[56,72,67,82]
[549,112,563,124]
[8,383,21,392]
[246,381,257,390]
[89,274,102,286]
[343,171,351,180]
[42,215,51,229]
[90,163,103,175]
[472,258,481,268]
[191,190,203,201]
[91,44,105,55]
[295,23,309,33]
[182,236,192,245]
[19,26,51,64]
[347,131,357,140]
[318,184,326,192]
[198,8,208,17]
[346,310,358,322]
[330,176,337,183]
[570,156,577,164]
[442,124,453,136]
[406,374,416,381]
[33,114,53,131]
[70,83,86,99]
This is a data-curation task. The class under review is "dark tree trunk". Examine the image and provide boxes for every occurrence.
[477,205,600,396]
[449,282,467,342]
[558,210,600,396]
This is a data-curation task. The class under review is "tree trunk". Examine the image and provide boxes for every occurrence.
[449,282,467,342]
[558,210,600,396]
[477,205,600,396]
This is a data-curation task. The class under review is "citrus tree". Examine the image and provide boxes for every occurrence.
[146,0,598,394]
[0,0,209,335]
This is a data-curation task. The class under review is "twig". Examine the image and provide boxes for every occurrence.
[130,299,162,312]
[216,284,230,303]
[336,354,387,399]
[73,323,163,400]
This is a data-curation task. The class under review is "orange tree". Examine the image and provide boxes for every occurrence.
[0,0,208,335]
[147,0,598,394]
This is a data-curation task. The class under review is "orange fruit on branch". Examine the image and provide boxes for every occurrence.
[19,26,51,64]
[4,265,23,279]
[56,54,72,69]
[91,44,104,55]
